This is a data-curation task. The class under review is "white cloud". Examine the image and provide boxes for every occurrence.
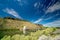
[3,8,22,19]
[17,0,23,6]
[33,12,47,23]
[44,14,59,20]
[46,2,60,13]
[43,20,60,27]
[33,13,48,23]
[33,19,43,23]
[34,2,38,7]
[34,1,60,24]
[17,0,28,6]
[17,0,21,2]
[33,13,60,23]
[34,2,40,8]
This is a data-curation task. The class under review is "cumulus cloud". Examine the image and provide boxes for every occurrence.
[46,2,60,13]
[43,20,60,27]
[3,8,22,19]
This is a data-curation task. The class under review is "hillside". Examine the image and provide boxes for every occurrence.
[0,18,60,40]
[0,18,44,31]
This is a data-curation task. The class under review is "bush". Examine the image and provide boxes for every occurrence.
[1,35,11,40]
[0,28,58,40]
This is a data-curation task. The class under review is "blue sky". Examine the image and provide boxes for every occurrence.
[0,0,60,27]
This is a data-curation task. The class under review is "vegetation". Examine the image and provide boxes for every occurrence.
[0,18,44,30]
[0,17,60,40]
[0,27,60,40]
[4,17,29,22]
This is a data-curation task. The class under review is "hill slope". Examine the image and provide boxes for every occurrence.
[0,18,44,31]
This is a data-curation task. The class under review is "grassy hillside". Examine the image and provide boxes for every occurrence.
[0,18,44,39]
[0,18,60,40]
[0,18,44,30]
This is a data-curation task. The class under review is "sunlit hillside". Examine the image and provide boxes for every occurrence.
[0,17,60,40]
[0,17,44,30]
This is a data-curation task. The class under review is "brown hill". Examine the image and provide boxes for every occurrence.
[0,18,44,31]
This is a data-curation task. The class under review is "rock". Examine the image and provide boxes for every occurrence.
[38,35,52,40]
[53,35,60,40]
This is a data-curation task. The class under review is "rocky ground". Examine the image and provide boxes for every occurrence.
[38,35,60,40]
